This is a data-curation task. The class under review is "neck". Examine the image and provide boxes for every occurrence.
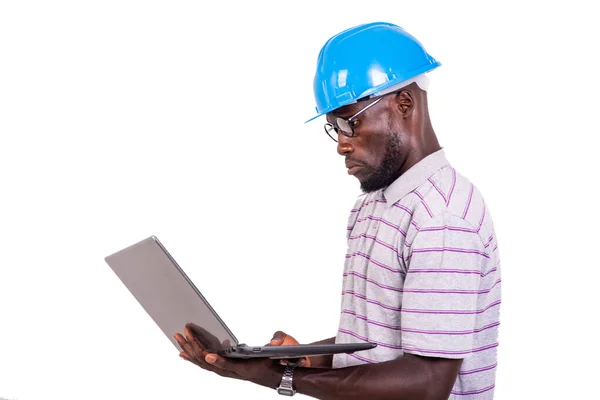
[399,114,441,176]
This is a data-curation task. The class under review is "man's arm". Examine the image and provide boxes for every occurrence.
[294,353,461,400]
[176,327,462,400]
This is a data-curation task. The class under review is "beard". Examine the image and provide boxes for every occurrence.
[359,130,404,193]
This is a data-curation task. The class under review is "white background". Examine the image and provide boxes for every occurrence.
[1,1,598,399]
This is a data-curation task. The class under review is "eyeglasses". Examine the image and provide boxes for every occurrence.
[324,96,385,142]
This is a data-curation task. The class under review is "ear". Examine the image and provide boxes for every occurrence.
[394,89,415,118]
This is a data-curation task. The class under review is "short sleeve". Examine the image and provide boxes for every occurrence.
[401,213,488,359]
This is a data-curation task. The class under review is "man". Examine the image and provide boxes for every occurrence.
[175,22,501,399]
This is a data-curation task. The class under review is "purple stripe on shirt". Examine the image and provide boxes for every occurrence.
[411,220,421,231]
[344,271,501,295]
[344,271,403,293]
[419,225,478,233]
[339,328,499,356]
[343,290,501,314]
[413,190,434,218]
[393,203,414,216]
[408,267,498,278]
[339,328,404,350]
[462,183,474,219]
[342,290,403,311]
[401,300,501,315]
[458,363,497,376]
[348,233,400,256]
[354,215,407,237]
[483,268,499,278]
[399,279,502,295]
[493,243,498,252]
[477,206,486,232]
[342,309,501,335]
[401,321,501,336]
[410,247,490,259]
[408,268,482,275]
[451,384,495,396]
[345,251,404,273]
[348,352,376,364]
[341,309,402,330]
[349,198,366,214]
[480,279,501,294]
[484,234,494,248]
[404,342,499,356]
[351,198,387,213]
[447,167,457,206]
[428,177,447,203]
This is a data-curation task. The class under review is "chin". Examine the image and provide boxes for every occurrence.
[359,174,393,193]
[359,181,382,193]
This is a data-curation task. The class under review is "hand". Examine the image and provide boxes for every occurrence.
[269,331,311,367]
[174,323,284,389]
[182,322,224,350]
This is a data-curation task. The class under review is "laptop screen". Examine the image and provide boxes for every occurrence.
[105,236,238,351]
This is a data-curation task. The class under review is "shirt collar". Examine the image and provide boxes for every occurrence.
[383,148,450,205]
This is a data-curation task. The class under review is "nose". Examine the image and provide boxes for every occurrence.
[337,134,353,156]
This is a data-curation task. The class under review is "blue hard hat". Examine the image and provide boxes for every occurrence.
[306,22,441,122]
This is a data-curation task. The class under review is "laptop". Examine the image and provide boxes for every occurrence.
[104,236,376,359]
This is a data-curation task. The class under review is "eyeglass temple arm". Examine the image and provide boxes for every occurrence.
[349,97,384,120]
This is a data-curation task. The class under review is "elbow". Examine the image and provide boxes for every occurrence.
[420,368,443,400]
[421,358,462,400]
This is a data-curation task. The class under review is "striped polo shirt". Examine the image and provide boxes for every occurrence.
[332,149,501,399]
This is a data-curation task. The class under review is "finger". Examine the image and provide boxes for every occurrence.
[174,333,196,359]
[180,350,238,380]
[185,322,222,349]
[179,346,218,371]
[270,331,287,345]
[184,327,206,358]
[174,333,188,348]
[185,322,201,331]
[205,353,229,370]
[176,337,240,379]
[179,351,192,362]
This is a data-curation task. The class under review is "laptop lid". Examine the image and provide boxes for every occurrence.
[104,236,238,351]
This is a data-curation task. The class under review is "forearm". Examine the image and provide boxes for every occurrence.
[307,336,335,368]
[293,354,460,400]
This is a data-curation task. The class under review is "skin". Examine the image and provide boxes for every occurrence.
[175,83,462,399]
[331,83,441,193]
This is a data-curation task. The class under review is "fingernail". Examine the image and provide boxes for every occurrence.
[206,354,217,364]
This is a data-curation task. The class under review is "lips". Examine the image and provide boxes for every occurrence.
[347,166,362,175]
[345,161,363,176]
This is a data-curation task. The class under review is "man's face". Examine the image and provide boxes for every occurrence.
[327,96,406,193]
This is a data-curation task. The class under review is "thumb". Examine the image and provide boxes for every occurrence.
[205,353,227,369]
[270,331,287,345]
